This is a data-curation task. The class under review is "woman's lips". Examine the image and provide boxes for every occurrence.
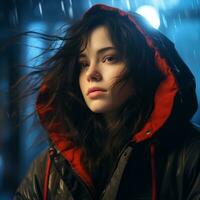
[88,90,106,98]
[87,87,106,98]
[87,87,106,94]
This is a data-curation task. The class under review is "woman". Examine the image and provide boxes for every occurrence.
[15,4,200,200]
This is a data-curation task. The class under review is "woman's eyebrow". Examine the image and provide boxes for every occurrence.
[79,46,116,59]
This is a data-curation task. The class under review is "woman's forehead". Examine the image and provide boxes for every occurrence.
[80,26,114,55]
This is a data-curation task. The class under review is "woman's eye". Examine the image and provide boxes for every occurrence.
[103,55,118,63]
[79,62,89,69]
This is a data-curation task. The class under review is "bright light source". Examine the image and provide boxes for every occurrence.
[136,5,160,29]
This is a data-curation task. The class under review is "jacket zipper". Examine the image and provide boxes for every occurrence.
[99,141,136,199]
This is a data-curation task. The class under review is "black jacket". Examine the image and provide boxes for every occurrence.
[15,125,200,200]
[15,4,200,200]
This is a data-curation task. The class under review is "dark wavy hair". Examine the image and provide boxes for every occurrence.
[19,7,165,194]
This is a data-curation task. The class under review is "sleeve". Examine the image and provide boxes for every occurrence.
[14,150,48,200]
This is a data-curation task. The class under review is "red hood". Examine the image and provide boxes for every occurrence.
[36,4,197,187]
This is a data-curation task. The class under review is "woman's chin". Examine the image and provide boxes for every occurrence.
[89,105,112,114]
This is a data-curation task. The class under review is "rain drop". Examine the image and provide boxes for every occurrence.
[38,2,43,17]
[61,0,66,15]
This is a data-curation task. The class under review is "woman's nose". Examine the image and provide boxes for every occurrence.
[86,63,102,82]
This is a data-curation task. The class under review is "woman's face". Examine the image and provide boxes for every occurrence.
[79,26,133,120]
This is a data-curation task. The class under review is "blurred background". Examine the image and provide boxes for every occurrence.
[0,0,200,199]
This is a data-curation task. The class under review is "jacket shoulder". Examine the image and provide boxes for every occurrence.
[14,149,49,200]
